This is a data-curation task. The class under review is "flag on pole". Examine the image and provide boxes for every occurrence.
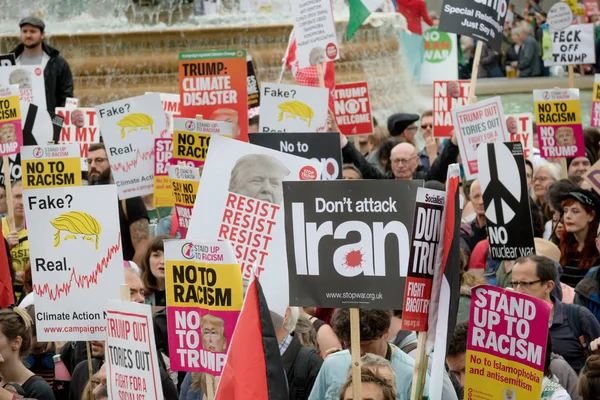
[346,0,386,40]
[215,276,288,400]
[0,230,14,308]
[426,163,462,400]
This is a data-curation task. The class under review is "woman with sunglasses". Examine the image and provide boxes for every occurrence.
[559,189,600,288]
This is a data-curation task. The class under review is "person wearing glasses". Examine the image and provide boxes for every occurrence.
[559,189,600,288]
[532,162,561,212]
[512,255,600,374]
[86,142,150,266]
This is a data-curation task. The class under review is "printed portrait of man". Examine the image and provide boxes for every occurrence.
[309,47,327,65]
[448,81,461,99]
[210,108,239,139]
[50,211,102,250]
[506,116,518,135]
[116,113,154,139]
[9,69,32,89]
[228,154,290,205]
[201,314,227,353]
[0,123,16,143]
[70,109,85,128]
[555,126,576,146]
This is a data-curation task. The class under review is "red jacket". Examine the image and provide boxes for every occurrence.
[396,0,433,35]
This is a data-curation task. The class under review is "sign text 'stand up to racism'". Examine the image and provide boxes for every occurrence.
[171,117,232,167]
[534,89,584,158]
[465,285,551,399]
[168,165,201,239]
[21,144,82,189]
[283,180,421,309]
[154,138,174,208]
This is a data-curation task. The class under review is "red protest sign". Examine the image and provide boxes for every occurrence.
[433,80,470,138]
[333,82,373,136]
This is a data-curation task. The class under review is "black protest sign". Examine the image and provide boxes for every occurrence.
[439,0,507,50]
[283,180,421,309]
[247,57,260,110]
[0,154,22,185]
[0,54,16,67]
[249,132,342,179]
[477,142,535,260]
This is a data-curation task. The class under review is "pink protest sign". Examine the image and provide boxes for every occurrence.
[465,285,552,399]
[0,94,22,157]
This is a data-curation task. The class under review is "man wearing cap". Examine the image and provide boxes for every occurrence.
[11,17,73,114]
[566,149,595,177]
[387,113,420,145]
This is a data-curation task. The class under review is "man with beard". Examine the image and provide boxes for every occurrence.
[86,143,150,266]
[11,17,73,114]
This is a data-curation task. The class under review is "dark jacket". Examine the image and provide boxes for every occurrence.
[11,42,73,114]
[342,140,459,183]
[281,335,323,400]
[574,266,600,321]
[517,35,542,77]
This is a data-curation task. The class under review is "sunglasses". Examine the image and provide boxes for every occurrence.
[421,124,433,129]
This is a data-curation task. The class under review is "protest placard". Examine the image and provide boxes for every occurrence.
[506,113,534,160]
[146,92,180,136]
[546,2,574,31]
[478,142,535,260]
[164,239,243,374]
[438,0,508,50]
[247,56,260,111]
[65,97,79,109]
[178,50,248,142]
[0,93,22,157]
[168,165,200,239]
[584,159,600,195]
[105,300,163,400]
[333,82,373,136]
[259,83,329,133]
[534,88,584,158]
[0,65,46,107]
[56,107,100,171]
[420,27,459,84]
[433,80,470,138]
[401,187,445,332]
[453,96,509,180]
[95,93,167,199]
[171,117,232,167]
[0,54,15,66]
[22,144,82,189]
[592,74,600,128]
[154,138,174,208]
[284,180,420,309]
[545,24,595,67]
[290,0,339,68]
[465,285,551,399]
[249,132,342,180]
[187,135,321,315]
[24,185,124,340]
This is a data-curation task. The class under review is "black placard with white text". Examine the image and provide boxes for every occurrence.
[0,53,15,67]
[283,180,421,308]
[477,142,535,260]
[249,132,342,180]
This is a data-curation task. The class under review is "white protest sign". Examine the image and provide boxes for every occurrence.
[506,113,534,161]
[545,24,596,66]
[291,0,340,68]
[187,135,322,315]
[56,107,100,171]
[25,185,124,341]
[65,97,79,109]
[146,92,181,136]
[106,300,163,400]
[547,2,574,31]
[259,83,329,133]
[0,65,46,108]
[95,94,167,199]
[453,96,509,180]
[420,26,459,84]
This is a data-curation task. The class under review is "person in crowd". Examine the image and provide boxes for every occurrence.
[295,316,319,351]
[272,308,323,399]
[23,305,58,387]
[511,21,542,77]
[69,341,104,400]
[578,355,600,400]
[339,367,396,400]
[533,162,562,211]
[142,234,171,307]
[525,159,534,190]
[2,180,28,303]
[463,179,486,251]
[545,179,579,242]
[365,126,390,164]
[567,150,594,177]
[87,143,150,266]
[505,28,521,72]
[11,17,73,114]
[0,185,7,217]
[372,139,399,175]
[387,113,419,145]
[446,321,468,388]
[512,255,600,373]
[248,115,259,134]
[417,110,440,171]
[457,270,486,323]
[141,193,172,237]
[478,42,503,78]
[309,309,423,400]
[125,268,145,304]
[394,0,434,81]
[559,189,600,287]
[300,308,341,357]
[0,307,54,400]
[584,128,600,161]
[358,354,396,388]
[541,335,576,400]
[342,164,362,180]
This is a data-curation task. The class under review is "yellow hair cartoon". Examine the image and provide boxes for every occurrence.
[277,101,314,127]
[116,113,154,138]
[50,211,102,250]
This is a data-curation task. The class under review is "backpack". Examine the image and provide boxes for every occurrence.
[566,303,591,357]
[293,345,318,400]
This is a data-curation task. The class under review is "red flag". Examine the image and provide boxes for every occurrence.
[0,230,14,308]
[215,277,288,400]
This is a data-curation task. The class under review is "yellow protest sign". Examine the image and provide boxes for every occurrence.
[168,165,200,238]
[154,138,174,207]
[21,144,82,189]
[172,117,233,167]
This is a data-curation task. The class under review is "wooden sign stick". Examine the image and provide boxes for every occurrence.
[409,332,429,400]
[350,308,362,399]
[2,156,14,231]
[568,65,575,89]
[206,375,216,400]
[467,41,484,105]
